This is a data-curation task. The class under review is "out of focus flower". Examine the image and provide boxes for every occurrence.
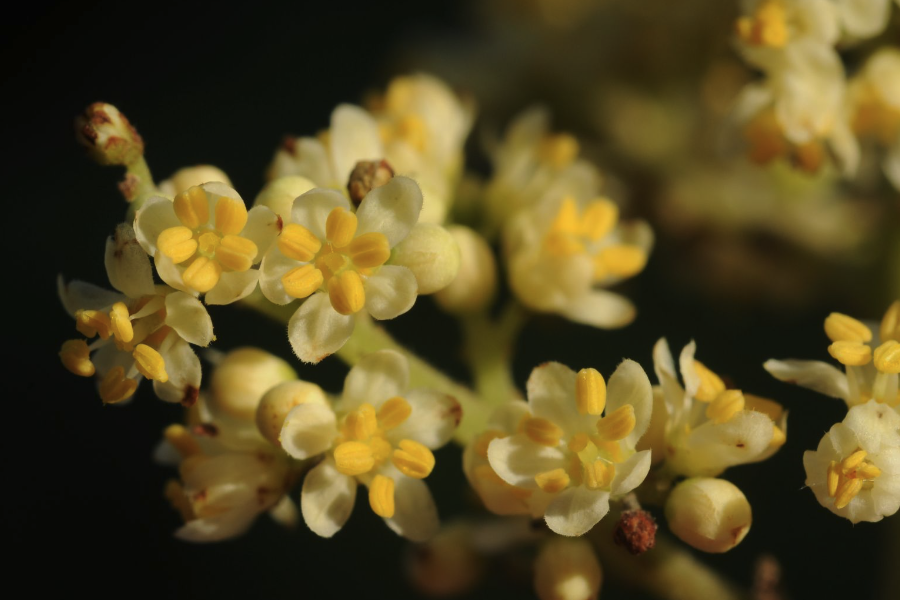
[74,102,144,166]
[665,477,752,553]
[533,538,602,600]
[848,48,900,191]
[434,225,498,314]
[158,165,233,197]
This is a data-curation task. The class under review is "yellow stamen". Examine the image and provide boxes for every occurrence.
[369,436,393,464]
[842,450,868,472]
[735,0,788,48]
[173,186,209,229]
[693,360,726,402]
[392,439,435,479]
[282,264,324,299]
[550,198,580,235]
[215,235,258,272]
[568,432,590,453]
[315,249,346,280]
[396,114,428,152]
[345,403,378,441]
[523,417,564,447]
[368,474,395,518]
[583,460,615,490]
[826,461,840,497]
[377,397,412,430]
[109,302,134,344]
[334,441,375,476]
[743,394,784,421]
[278,223,322,262]
[580,199,618,241]
[328,270,366,315]
[858,463,882,480]
[164,424,201,458]
[596,245,647,278]
[183,256,223,293]
[348,232,391,268]
[545,232,585,257]
[60,339,95,377]
[594,439,625,463]
[197,231,220,256]
[133,344,168,382]
[75,309,112,339]
[575,368,606,416]
[874,341,900,374]
[595,405,636,441]
[828,341,872,367]
[706,389,745,424]
[881,301,900,343]
[325,207,358,248]
[824,313,873,344]
[214,196,248,235]
[99,366,138,404]
[473,430,504,459]
[157,226,198,264]
[834,477,863,510]
[535,468,570,493]
[539,134,579,169]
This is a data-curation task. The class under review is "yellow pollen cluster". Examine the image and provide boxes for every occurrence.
[693,360,726,402]
[825,304,900,378]
[576,368,607,415]
[280,207,391,315]
[827,449,881,510]
[156,187,258,293]
[736,0,789,48]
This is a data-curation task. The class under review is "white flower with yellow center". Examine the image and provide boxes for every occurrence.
[652,339,787,477]
[735,0,839,64]
[486,360,653,537]
[278,350,461,541]
[58,224,212,405]
[259,180,422,363]
[848,48,900,191]
[134,182,280,305]
[765,301,900,408]
[505,195,653,329]
[803,400,900,523]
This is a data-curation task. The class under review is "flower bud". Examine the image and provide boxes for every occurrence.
[406,524,483,597]
[256,380,328,447]
[534,538,602,600]
[347,160,394,206]
[665,477,751,553]
[254,176,316,220]
[158,165,233,197]
[389,223,460,294]
[434,225,497,313]
[74,102,144,165]
[209,348,297,422]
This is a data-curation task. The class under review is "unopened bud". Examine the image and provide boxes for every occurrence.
[256,380,328,447]
[665,477,751,553]
[209,347,297,422]
[348,159,394,206]
[75,102,144,165]
[534,538,602,600]
[158,165,233,197]
[434,225,497,313]
[613,509,657,555]
[254,176,316,220]
[407,524,483,597]
[389,223,460,295]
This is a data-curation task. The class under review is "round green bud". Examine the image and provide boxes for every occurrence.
[665,477,751,553]
[389,223,460,294]
[434,225,497,313]
[209,347,298,422]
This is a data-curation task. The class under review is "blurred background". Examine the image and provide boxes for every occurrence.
[4,0,899,598]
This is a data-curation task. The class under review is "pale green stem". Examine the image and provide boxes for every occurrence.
[125,156,158,220]
[461,301,527,407]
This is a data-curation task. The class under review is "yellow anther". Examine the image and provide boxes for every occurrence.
[858,463,882,480]
[173,186,209,229]
[157,226,198,264]
[348,232,391,268]
[824,313,873,344]
[164,479,195,522]
[826,461,840,497]
[568,432,590,453]
[75,309,112,339]
[278,223,322,262]
[282,264,324,299]
[743,394,784,421]
[214,196,248,235]
[576,368,607,415]
[842,450,868,472]
[834,477,863,510]
[60,339,95,377]
[473,430,505,459]
[315,250,347,280]
[693,360,726,402]
[377,397,412,430]
[396,114,428,152]
[182,256,223,293]
[545,232,585,257]
[550,198,580,235]
[596,245,647,278]
[881,301,900,343]
[594,439,625,463]
[580,199,618,241]
[368,474,395,518]
[345,403,378,441]
[583,460,616,490]
[133,344,168,382]
[595,405,636,441]
[743,109,787,165]
[109,302,134,344]
[325,207,358,248]
[369,436,393,464]
[328,270,366,315]
[706,390,745,425]
[392,439,436,479]
[539,134,579,169]
[770,425,786,449]
[333,441,375,476]
[828,341,872,367]
[215,235,257,272]
[534,468,571,494]
[874,341,900,374]
[523,417,564,447]
[735,0,788,48]
[197,231,220,256]
[99,366,138,404]
[163,424,201,458]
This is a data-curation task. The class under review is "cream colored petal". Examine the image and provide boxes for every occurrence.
[340,349,410,410]
[254,175,317,221]
[605,359,654,449]
[674,411,775,476]
[288,293,354,364]
[205,270,260,306]
[291,188,351,241]
[134,196,179,256]
[280,402,338,459]
[560,291,637,329]
[544,486,610,537]
[105,223,156,298]
[154,254,190,294]
[268,495,300,529]
[291,138,334,187]
[487,434,567,489]
[330,103,384,184]
[763,359,850,402]
[301,458,357,538]
[678,341,701,399]
[259,246,302,306]
[387,388,461,450]
[836,0,890,39]
[175,507,259,543]
[355,176,423,247]
[384,470,440,542]
[164,291,214,347]
[363,265,418,320]
[525,362,582,435]
[652,338,687,420]
[153,336,202,404]
[843,400,900,454]
[57,276,124,316]
[242,205,281,260]
[610,450,652,497]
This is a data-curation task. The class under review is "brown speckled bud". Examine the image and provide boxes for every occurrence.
[347,159,394,205]
[74,102,144,165]
[613,509,657,555]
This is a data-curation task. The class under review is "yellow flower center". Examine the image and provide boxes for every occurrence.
[827,449,881,509]
[736,0,788,48]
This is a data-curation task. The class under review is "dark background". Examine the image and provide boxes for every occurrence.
[4,1,896,598]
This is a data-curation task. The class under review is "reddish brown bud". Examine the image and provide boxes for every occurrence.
[75,102,144,166]
[347,159,394,205]
[613,509,657,555]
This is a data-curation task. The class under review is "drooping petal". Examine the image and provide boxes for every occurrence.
[301,458,357,538]
[652,338,686,420]
[205,270,260,306]
[281,402,339,459]
[673,411,775,476]
[175,506,259,543]
[610,450,652,496]
[340,349,410,410]
[134,196,180,256]
[544,486,611,537]
[268,495,300,530]
[288,293,354,364]
[525,362,582,435]
[291,188,351,241]
[605,359,654,449]
[57,277,124,316]
[105,223,156,298]
[763,359,850,402]
[165,291,214,346]
[487,434,567,489]
[355,176,423,247]
[330,103,384,184]
[678,340,700,400]
[154,254,190,294]
[363,265,417,320]
[387,388,461,450]
[242,205,281,260]
[383,470,440,542]
[153,336,201,404]
[560,290,637,329]
[259,246,303,306]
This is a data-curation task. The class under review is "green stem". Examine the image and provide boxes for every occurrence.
[461,301,527,407]
[124,156,158,219]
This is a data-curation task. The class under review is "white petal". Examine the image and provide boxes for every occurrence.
[525,362,582,435]
[259,246,302,306]
[242,205,281,260]
[355,176,423,247]
[205,270,260,306]
[836,0,889,39]
[340,349,409,410]
[763,359,850,401]
[291,188,350,241]
[165,291,214,346]
[363,265,418,320]
[678,341,700,399]
[288,293,354,364]
[388,388,461,449]
[843,400,900,453]
[134,196,180,256]
[488,400,532,432]
[291,138,333,187]
[487,434,567,489]
[268,495,300,529]
[153,336,202,405]
[330,103,384,184]
[674,411,775,476]
[652,338,687,420]
[281,402,338,459]
[154,254,189,294]
[104,223,156,298]
[57,277,124,316]
[175,507,258,543]
[301,458,357,538]
[383,473,440,542]
[605,359,654,449]
[610,450,652,496]
[560,290,637,329]
[544,486,610,537]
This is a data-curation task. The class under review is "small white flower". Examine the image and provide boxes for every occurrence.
[279,350,461,541]
[487,360,653,536]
